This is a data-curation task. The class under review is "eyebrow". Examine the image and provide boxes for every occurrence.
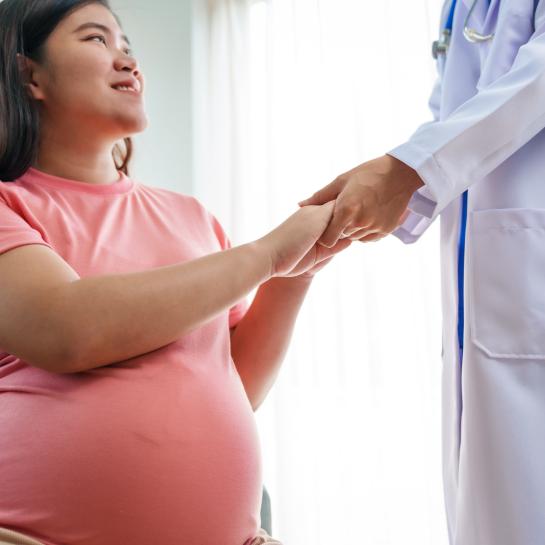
[73,22,131,46]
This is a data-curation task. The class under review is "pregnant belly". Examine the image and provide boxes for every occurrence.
[0,360,262,545]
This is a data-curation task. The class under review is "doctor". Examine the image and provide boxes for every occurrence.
[300,0,545,544]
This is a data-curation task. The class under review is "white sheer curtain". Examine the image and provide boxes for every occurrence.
[192,1,448,543]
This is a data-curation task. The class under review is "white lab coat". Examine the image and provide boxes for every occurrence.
[388,0,545,544]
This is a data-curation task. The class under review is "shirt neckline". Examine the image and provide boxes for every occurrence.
[20,167,135,195]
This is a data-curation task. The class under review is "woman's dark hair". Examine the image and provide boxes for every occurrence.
[0,0,133,182]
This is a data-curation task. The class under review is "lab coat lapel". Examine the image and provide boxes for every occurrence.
[461,0,490,24]
[481,0,501,34]
[478,0,536,88]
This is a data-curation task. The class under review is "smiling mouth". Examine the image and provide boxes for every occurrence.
[110,81,142,95]
[111,84,141,94]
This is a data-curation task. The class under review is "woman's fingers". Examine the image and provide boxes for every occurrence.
[245,529,283,545]
[315,237,352,261]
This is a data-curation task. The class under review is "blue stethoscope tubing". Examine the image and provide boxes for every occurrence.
[446,0,458,33]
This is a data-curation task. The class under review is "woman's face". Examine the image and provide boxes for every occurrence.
[28,2,147,140]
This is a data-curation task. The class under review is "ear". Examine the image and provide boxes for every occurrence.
[16,53,46,102]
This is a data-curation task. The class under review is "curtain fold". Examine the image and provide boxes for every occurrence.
[193,1,449,543]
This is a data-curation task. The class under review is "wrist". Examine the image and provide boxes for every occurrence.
[385,154,424,193]
[244,241,274,283]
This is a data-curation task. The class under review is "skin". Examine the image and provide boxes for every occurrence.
[1,3,350,411]
[19,3,147,185]
[299,154,425,246]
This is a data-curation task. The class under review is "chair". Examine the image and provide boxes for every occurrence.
[260,486,272,535]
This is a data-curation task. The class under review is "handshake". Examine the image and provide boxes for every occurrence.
[256,154,424,280]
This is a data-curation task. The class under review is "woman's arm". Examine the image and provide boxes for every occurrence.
[230,240,350,410]
[0,242,270,373]
[230,276,312,411]
[0,204,337,374]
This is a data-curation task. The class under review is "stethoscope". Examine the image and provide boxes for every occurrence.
[432,0,495,59]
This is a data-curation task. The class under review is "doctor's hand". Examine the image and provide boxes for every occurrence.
[298,155,424,247]
[257,201,352,279]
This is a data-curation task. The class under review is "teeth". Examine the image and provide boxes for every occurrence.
[114,85,136,92]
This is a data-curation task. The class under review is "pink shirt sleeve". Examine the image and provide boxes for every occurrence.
[0,195,51,256]
[206,211,250,328]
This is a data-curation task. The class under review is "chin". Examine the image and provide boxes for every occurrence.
[116,113,149,136]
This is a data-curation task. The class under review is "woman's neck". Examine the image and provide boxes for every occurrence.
[35,124,122,185]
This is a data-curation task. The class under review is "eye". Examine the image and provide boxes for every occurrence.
[87,34,107,45]
[86,35,132,56]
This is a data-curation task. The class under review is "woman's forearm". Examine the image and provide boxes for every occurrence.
[53,242,271,373]
[230,276,312,410]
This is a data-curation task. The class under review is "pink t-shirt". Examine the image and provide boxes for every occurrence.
[0,168,262,545]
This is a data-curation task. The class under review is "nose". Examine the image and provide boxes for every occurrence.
[114,52,141,78]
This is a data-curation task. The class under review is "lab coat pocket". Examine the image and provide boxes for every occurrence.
[469,208,545,359]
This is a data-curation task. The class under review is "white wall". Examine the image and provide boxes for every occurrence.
[111,0,194,194]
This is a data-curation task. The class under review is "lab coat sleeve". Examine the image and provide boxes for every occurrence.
[390,1,545,243]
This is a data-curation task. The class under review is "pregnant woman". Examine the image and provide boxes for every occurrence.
[0,1,349,544]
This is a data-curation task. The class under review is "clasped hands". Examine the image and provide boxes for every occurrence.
[300,154,424,248]
[261,154,424,280]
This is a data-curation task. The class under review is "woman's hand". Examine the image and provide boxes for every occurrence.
[245,529,283,545]
[256,201,351,278]
[284,237,351,278]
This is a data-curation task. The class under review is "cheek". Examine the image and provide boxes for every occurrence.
[48,53,111,105]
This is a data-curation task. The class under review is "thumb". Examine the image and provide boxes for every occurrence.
[298,178,344,207]
[318,203,350,248]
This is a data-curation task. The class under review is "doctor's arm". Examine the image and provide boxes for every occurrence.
[301,2,545,245]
